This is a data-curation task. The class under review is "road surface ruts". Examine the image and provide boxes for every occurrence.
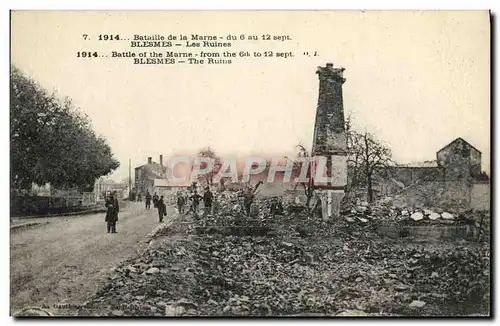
[10,201,175,315]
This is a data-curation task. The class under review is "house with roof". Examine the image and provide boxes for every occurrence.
[373,137,489,210]
[436,137,482,180]
[134,155,167,196]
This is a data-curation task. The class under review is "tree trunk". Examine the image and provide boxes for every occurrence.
[367,172,373,203]
[364,133,372,203]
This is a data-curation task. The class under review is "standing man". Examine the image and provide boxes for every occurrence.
[237,189,246,214]
[177,191,185,214]
[203,187,214,216]
[153,192,159,209]
[105,191,119,233]
[270,197,284,218]
[157,195,167,222]
[145,191,152,210]
[189,190,203,217]
[244,188,254,217]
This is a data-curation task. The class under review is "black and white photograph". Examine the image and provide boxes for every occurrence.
[9,10,491,317]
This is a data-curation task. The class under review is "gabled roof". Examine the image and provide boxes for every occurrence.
[437,137,481,155]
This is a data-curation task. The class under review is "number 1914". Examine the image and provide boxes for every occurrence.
[77,51,98,58]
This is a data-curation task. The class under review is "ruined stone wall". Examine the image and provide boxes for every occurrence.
[392,167,445,186]
[471,182,490,211]
[392,181,471,211]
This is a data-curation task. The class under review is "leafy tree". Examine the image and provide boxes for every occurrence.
[10,66,119,191]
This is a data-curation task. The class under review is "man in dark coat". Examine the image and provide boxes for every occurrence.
[145,191,152,210]
[244,188,254,217]
[105,192,119,233]
[203,187,213,216]
[153,193,159,208]
[189,190,203,217]
[177,193,185,214]
[270,197,284,218]
[157,195,167,222]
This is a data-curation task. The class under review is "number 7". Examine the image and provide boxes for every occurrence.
[83,34,88,40]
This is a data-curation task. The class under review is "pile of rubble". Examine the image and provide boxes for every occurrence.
[77,190,490,316]
[344,196,489,227]
[79,228,490,316]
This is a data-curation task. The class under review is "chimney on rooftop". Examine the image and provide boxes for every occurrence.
[147,157,152,165]
[160,155,163,167]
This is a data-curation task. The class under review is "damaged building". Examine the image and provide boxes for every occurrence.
[374,137,489,211]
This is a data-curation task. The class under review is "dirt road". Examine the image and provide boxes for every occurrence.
[10,201,175,315]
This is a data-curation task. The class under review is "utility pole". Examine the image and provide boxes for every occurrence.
[129,159,132,199]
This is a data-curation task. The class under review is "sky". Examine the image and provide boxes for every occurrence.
[10,11,490,181]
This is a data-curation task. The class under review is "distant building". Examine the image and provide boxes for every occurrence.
[94,177,128,200]
[437,137,482,180]
[378,137,486,188]
[134,155,167,195]
[372,137,489,210]
[152,178,191,203]
[30,182,51,196]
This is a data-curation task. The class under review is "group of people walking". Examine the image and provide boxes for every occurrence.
[105,182,267,233]
[145,191,167,222]
[144,187,215,218]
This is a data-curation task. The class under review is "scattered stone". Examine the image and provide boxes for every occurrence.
[111,310,124,316]
[442,212,454,220]
[429,212,440,220]
[177,299,198,309]
[126,265,138,273]
[409,300,426,308]
[145,267,160,275]
[357,217,368,223]
[395,284,411,291]
[164,305,185,316]
[411,212,424,221]
[151,260,165,267]
[345,217,355,223]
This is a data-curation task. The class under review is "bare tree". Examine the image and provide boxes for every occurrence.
[349,131,393,202]
[292,144,315,211]
[345,114,362,191]
[196,147,222,188]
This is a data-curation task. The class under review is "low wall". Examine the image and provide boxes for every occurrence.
[10,195,86,217]
[377,224,473,241]
[392,181,471,211]
[471,183,490,211]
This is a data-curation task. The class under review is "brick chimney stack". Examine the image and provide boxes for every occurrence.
[312,62,347,157]
[159,154,163,167]
[147,157,152,165]
[311,62,348,218]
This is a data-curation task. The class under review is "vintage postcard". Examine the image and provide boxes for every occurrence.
[10,10,490,317]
